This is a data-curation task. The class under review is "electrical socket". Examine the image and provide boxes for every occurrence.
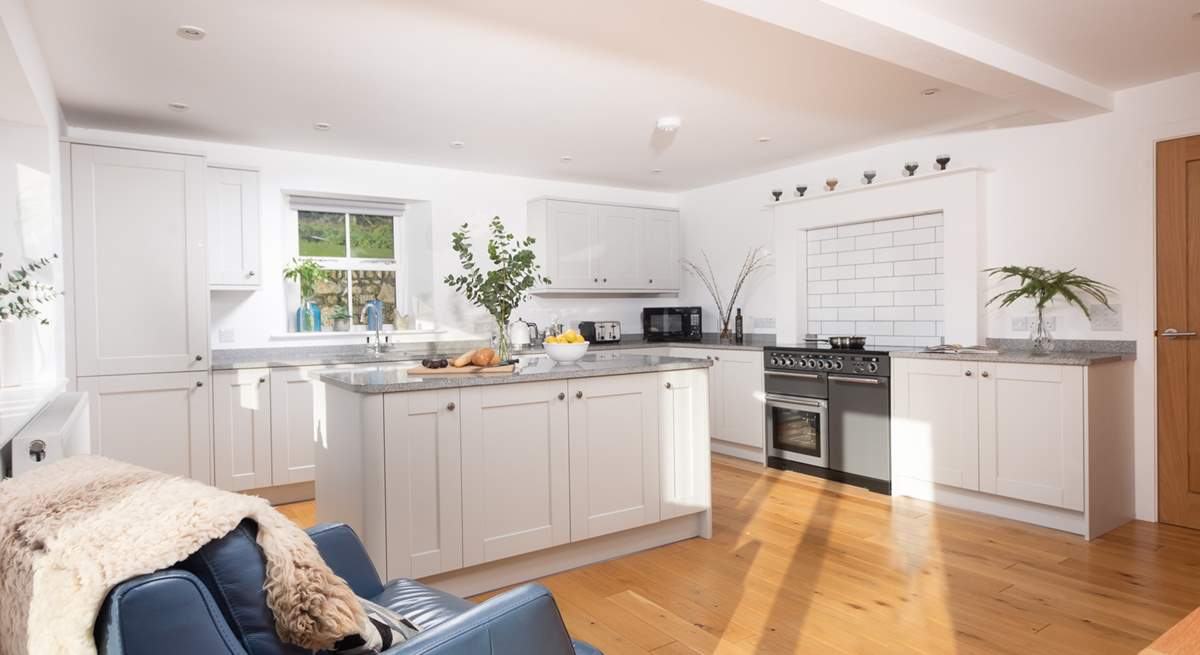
[753,317,776,329]
[1010,316,1030,332]
[218,329,235,343]
[1089,304,1121,331]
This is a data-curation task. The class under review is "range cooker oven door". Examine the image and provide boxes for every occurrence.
[766,393,829,468]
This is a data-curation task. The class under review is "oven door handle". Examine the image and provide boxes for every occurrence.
[765,370,822,380]
[764,394,827,409]
[828,375,884,385]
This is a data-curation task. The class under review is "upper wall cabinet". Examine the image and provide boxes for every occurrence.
[207,166,261,289]
[527,198,680,293]
[69,143,209,376]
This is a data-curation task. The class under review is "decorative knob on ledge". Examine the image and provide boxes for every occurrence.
[446,402,456,411]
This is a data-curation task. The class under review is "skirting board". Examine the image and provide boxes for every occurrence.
[420,512,709,598]
[893,475,1087,537]
[711,438,764,464]
[243,481,315,506]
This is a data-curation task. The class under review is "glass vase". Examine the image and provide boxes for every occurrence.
[296,302,318,332]
[494,319,511,363]
[719,319,733,343]
[1030,307,1054,353]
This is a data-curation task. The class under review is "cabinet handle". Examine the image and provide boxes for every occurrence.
[593,277,599,283]
[649,278,654,284]
[981,371,990,378]
[195,354,203,362]
[665,381,672,389]
[195,381,204,388]
[964,370,973,377]
[575,390,583,399]
[258,376,267,383]
[446,402,456,411]
[558,392,565,400]
[715,356,721,361]
[247,270,256,277]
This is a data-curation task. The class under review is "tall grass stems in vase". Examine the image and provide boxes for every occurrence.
[681,247,771,342]
[444,217,549,362]
[985,265,1115,353]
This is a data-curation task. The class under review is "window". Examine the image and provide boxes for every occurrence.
[291,195,407,330]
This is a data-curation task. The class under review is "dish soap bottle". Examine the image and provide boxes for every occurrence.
[735,308,744,344]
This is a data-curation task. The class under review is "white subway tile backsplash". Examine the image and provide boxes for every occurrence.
[855,262,893,278]
[935,226,945,242]
[875,306,914,321]
[936,290,946,305]
[837,222,874,238]
[805,214,944,342]
[822,237,857,253]
[936,258,945,274]
[837,278,874,293]
[837,249,874,266]
[892,228,936,246]
[873,245,914,262]
[893,259,937,276]
[854,233,893,250]
[894,290,936,305]
[874,276,914,292]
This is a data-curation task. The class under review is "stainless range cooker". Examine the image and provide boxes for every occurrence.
[763,345,903,494]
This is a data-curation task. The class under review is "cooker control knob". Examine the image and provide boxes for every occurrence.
[833,360,843,370]
[805,358,817,368]
[867,362,879,373]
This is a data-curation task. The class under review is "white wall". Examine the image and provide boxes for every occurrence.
[679,71,1200,521]
[67,127,682,348]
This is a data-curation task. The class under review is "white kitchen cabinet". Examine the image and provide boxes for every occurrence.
[383,389,463,579]
[527,198,679,293]
[77,371,212,484]
[891,358,980,490]
[567,373,661,540]
[459,380,571,565]
[659,368,711,521]
[212,368,272,491]
[207,166,261,289]
[269,366,328,485]
[978,363,1084,511]
[668,348,764,454]
[69,143,209,376]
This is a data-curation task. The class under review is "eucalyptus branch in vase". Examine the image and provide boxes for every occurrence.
[681,247,770,342]
[0,252,60,325]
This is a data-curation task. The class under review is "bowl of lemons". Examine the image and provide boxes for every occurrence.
[542,330,590,363]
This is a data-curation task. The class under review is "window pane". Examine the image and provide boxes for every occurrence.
[298,211,347,257]
[350,214,395,259]
[312,270,348,329]
[352,270,397,326]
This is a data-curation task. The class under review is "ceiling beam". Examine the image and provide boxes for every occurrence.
[701,0,1113,120]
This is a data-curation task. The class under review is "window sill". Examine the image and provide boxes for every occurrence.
[269,328,449,342]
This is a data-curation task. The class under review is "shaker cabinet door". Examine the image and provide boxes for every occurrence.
[544,201,597,289]
[891,358,980,490]
[212,368,272,491]
[660,369,710,520]
[640,209,680,291]
[207,166,260,287]
[594,204,642,289]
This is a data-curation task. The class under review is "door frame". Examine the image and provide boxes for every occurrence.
[1151,124,1200,524]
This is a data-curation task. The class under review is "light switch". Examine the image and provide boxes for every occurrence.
[218,329,236,343]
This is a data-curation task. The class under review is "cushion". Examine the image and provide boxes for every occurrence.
[369,579,475,632]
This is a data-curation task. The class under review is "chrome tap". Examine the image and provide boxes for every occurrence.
[362,303,384,353]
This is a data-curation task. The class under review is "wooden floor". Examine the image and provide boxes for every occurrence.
[281,455,1200,654]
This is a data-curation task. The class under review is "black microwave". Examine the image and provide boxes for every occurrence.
[642,307,703,341]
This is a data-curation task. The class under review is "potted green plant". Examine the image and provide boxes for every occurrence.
[444,217,549,362]
[283,258,330,332]
[985,265,1115,353]
[331,305,352,332]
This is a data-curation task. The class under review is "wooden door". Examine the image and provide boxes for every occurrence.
[545,201,597,289]
[77,371,212,483]
[594,204,642,289]
[207,166,260,287]
[567,373,661,540]
[890,358,979,490]
[71,144,208,376]
[978,363,1084,510]
[460,381,570,565]
[212,368,272,491]
[383,389,463,579]
[1157,134,1200,528]
[640,209,680,291]
[660,369,710,520]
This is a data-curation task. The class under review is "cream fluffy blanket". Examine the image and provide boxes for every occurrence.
[0,456,367,655]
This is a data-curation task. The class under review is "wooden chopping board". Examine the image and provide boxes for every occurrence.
[408,364,516,375]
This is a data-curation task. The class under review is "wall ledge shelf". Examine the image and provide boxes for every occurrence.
[763,166,986,209]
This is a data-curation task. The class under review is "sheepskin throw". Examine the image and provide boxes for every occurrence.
[0,455,368,655]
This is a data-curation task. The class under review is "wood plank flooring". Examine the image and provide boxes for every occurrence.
[280,455,1200,654]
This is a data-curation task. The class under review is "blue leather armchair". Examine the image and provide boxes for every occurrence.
[94,520,600,655]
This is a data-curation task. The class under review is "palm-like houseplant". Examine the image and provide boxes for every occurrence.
[444,217,549,362]
[283,258,330,332]
[985,265,1115,352]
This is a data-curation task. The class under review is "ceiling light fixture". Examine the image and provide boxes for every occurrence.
[756,136,772,143]
[650,168,663,174]
[559,155,573,163]
[176,25,207,40]
[922,88,940,96]
[449,140,465,149]
[313,122,332,131]
[167,102,190,112]
[656,116,683,132]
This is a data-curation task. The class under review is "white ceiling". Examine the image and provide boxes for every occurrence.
[897,0,1200,91]
[25,0,1197,191]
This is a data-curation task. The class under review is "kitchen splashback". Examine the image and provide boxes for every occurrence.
[806,212,944,347]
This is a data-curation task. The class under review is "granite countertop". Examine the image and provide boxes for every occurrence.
[211,333,773,370]
[318,353,714,394]
[890,339,1136,366]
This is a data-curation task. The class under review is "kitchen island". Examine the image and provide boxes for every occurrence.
[316,353,713,596]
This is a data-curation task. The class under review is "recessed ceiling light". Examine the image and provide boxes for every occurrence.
[656,116,683,132]
[176,25,207,40]
[650,168,663,174]
[756,136,772,143]
[922,88,941,96]
[449,140,465,149]
[313,122,332,131]
[559,155,573,163]
[167,102,190,112]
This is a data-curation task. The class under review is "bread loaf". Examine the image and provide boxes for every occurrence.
[471,348,495,367]
[488,350,501,367]
[453,349,477,368]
